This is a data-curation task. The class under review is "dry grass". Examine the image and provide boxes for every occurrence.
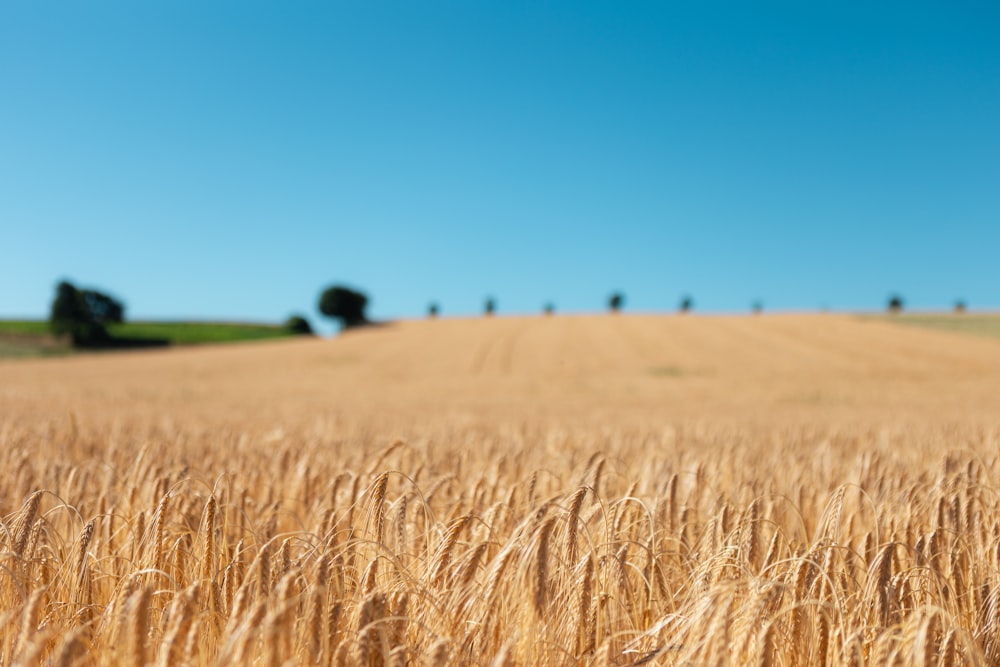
[2,314,1000,665]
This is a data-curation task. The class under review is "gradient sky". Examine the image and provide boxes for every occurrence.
[2,2,998,330]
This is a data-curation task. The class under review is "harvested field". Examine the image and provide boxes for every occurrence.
[2,314,1000,665]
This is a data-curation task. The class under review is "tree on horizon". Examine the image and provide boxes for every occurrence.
[318,285,369,329]
[49,280,125,347]
[608,292,624,313]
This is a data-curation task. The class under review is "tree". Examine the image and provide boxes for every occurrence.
[679,296,693,314]
[285,315,314,335]
[543,302,555,316]
[887,294,904,314]
[50,281,86,336]
[318,285,369,329]
[608,292,624,313]
[484,297,496,317]
[954,300,967,314]
[428,303,440,318]
[752,300,763,315]
[49,280,125,346]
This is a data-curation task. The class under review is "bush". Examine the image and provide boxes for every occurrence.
[285,315,314,335]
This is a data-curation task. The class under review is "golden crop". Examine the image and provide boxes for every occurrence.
[2,315,999,665]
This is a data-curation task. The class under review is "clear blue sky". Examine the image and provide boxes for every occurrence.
[2,2,998,329]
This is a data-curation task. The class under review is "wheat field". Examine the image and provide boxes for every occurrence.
[2,314,1000,665]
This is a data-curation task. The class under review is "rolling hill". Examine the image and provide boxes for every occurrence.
[3,313,999,429]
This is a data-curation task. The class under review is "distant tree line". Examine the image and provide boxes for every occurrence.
[402,292,971,318]
[49,280,316,348]
[46,279,974,350]
[323,283,856,328]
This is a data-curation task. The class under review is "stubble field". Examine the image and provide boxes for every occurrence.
[2,314,1000,665]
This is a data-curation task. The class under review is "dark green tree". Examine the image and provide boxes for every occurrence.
[752,300,763,315]
[679,296,693,314]
[49,280,125,346]
[318,285,369,329]
[954,300,967,314]
[50,282,86,335]
[608,292,624,313]
[285,315,314,335]
[428,302,440,318]
[887,294,904,314]
[484,297,496,317]
[543,302,555,316]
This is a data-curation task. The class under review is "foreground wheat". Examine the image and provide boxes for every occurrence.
[1,420,998,665]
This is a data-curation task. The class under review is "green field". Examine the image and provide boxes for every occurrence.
[107,321,298,344]
[0,320,301,358]
[0,320,52,336]
[869,312,1000,340]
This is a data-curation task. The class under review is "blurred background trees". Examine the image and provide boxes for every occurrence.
[49,280,125,347]
[608,292,624,313]
[319,286,369,329]
[285,315,314,335]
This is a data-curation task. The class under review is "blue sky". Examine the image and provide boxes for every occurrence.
[2,2,998,329]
